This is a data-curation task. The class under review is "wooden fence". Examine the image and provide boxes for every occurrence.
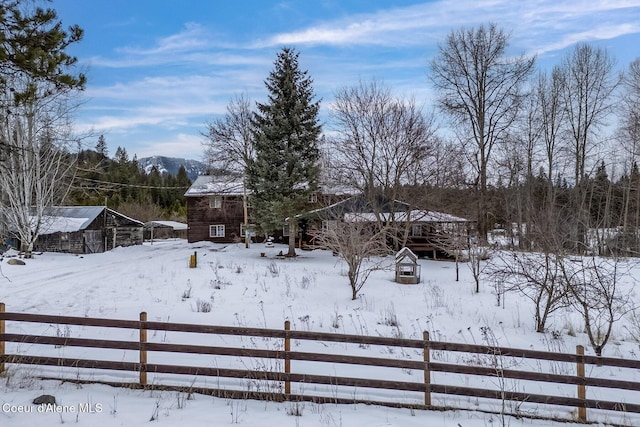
[1,302,640,423]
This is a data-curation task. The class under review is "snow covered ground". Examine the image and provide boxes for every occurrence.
[0,239,638,426]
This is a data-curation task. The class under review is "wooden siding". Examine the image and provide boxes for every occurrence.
[33,209,143,254]
[144,226,187,240]
[35,231,85,254]
[187,195,245,243]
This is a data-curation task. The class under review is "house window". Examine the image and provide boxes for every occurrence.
[209,225,225,237]
[283,224,290,237]
[209,196,222,209]
[308,192,318,203]
[411,224,423,237]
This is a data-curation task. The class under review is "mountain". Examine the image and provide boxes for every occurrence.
[138,156,207,182]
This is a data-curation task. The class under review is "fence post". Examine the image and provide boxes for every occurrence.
[576,345,586,422]
[284,320,291,396]
[423,331,431,406]
[0,302,5,374]
[140,312,147,387]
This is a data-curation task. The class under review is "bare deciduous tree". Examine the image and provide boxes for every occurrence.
[202,93,254,174]
[618,59,640,252]
[329,79,437,249]
[537,67,567,192]
[430,222,468,281]
[558,44,619,252]
[467,241,490,293]
[487,250,569,332]
[430,23,535,241]
[506,68,566,250]
[315,221,390,300]
[0,93,78,257]
[559,44,618,186]
[559,255,634,356]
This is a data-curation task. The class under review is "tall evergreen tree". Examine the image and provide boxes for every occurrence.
[95,134,108,158]
[247,47,321,257]
[114,146,129,163]
[0,1,86,104]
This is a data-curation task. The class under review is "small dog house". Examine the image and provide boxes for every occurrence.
[395,247,421,284]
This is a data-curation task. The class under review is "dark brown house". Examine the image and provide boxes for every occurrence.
[185,176,248,243]
[304,194,474,258]
[34,206,144,254]
[184,175,357,245]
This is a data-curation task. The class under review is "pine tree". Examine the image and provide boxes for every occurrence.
[247,47,321,257]
[114,146,129,163]
[96,134,108,158]
[0,1,86,104]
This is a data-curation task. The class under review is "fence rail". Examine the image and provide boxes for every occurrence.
[1,302,640,423]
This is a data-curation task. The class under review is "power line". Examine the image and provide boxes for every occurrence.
[73,176,190,190]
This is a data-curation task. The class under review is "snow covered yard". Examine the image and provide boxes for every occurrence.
[1,239,639,426]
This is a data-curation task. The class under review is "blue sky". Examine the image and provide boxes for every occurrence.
[53,0,640,160]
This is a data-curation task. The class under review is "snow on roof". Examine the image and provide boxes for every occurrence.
[411,210,470,223]
[316,182,360,196]
[344,209,470,223]
[184,175,245,197]
[32,206,144,234]
[39,216,91,233]
[395,247,418,261]
[44,206,104,223]
[145,220,188,230]
[35,206,104,233]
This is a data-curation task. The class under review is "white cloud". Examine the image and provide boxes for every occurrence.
[535,23,640,54]
[135,133,204,159]
[86,23,272,69]
[73,0,640,160]
[119,22,210,55]
[259,0,640,53]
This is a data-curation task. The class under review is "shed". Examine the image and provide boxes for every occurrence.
[395,247,421,284]
[33,206,144,254]
[144,221,188,240]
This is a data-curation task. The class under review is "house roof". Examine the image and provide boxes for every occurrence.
[184,175,245,197]
[37,206,143,234]
[344,210,470,223]
[305,194,408,217]
[185,175,359,198]
[304,194,471,223]
[144,220,188,230]
[319,183,359,196]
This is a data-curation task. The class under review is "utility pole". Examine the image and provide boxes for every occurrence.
[243,183,249,248]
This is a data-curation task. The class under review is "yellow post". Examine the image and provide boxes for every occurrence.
[140,312,148,386]
[284,320,291,396]
[577,345,586,422]
[189,251,198,268]
[0,302,5,374]
[423,331,431,406]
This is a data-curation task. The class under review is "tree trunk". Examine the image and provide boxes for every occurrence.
[287,221,297,257]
